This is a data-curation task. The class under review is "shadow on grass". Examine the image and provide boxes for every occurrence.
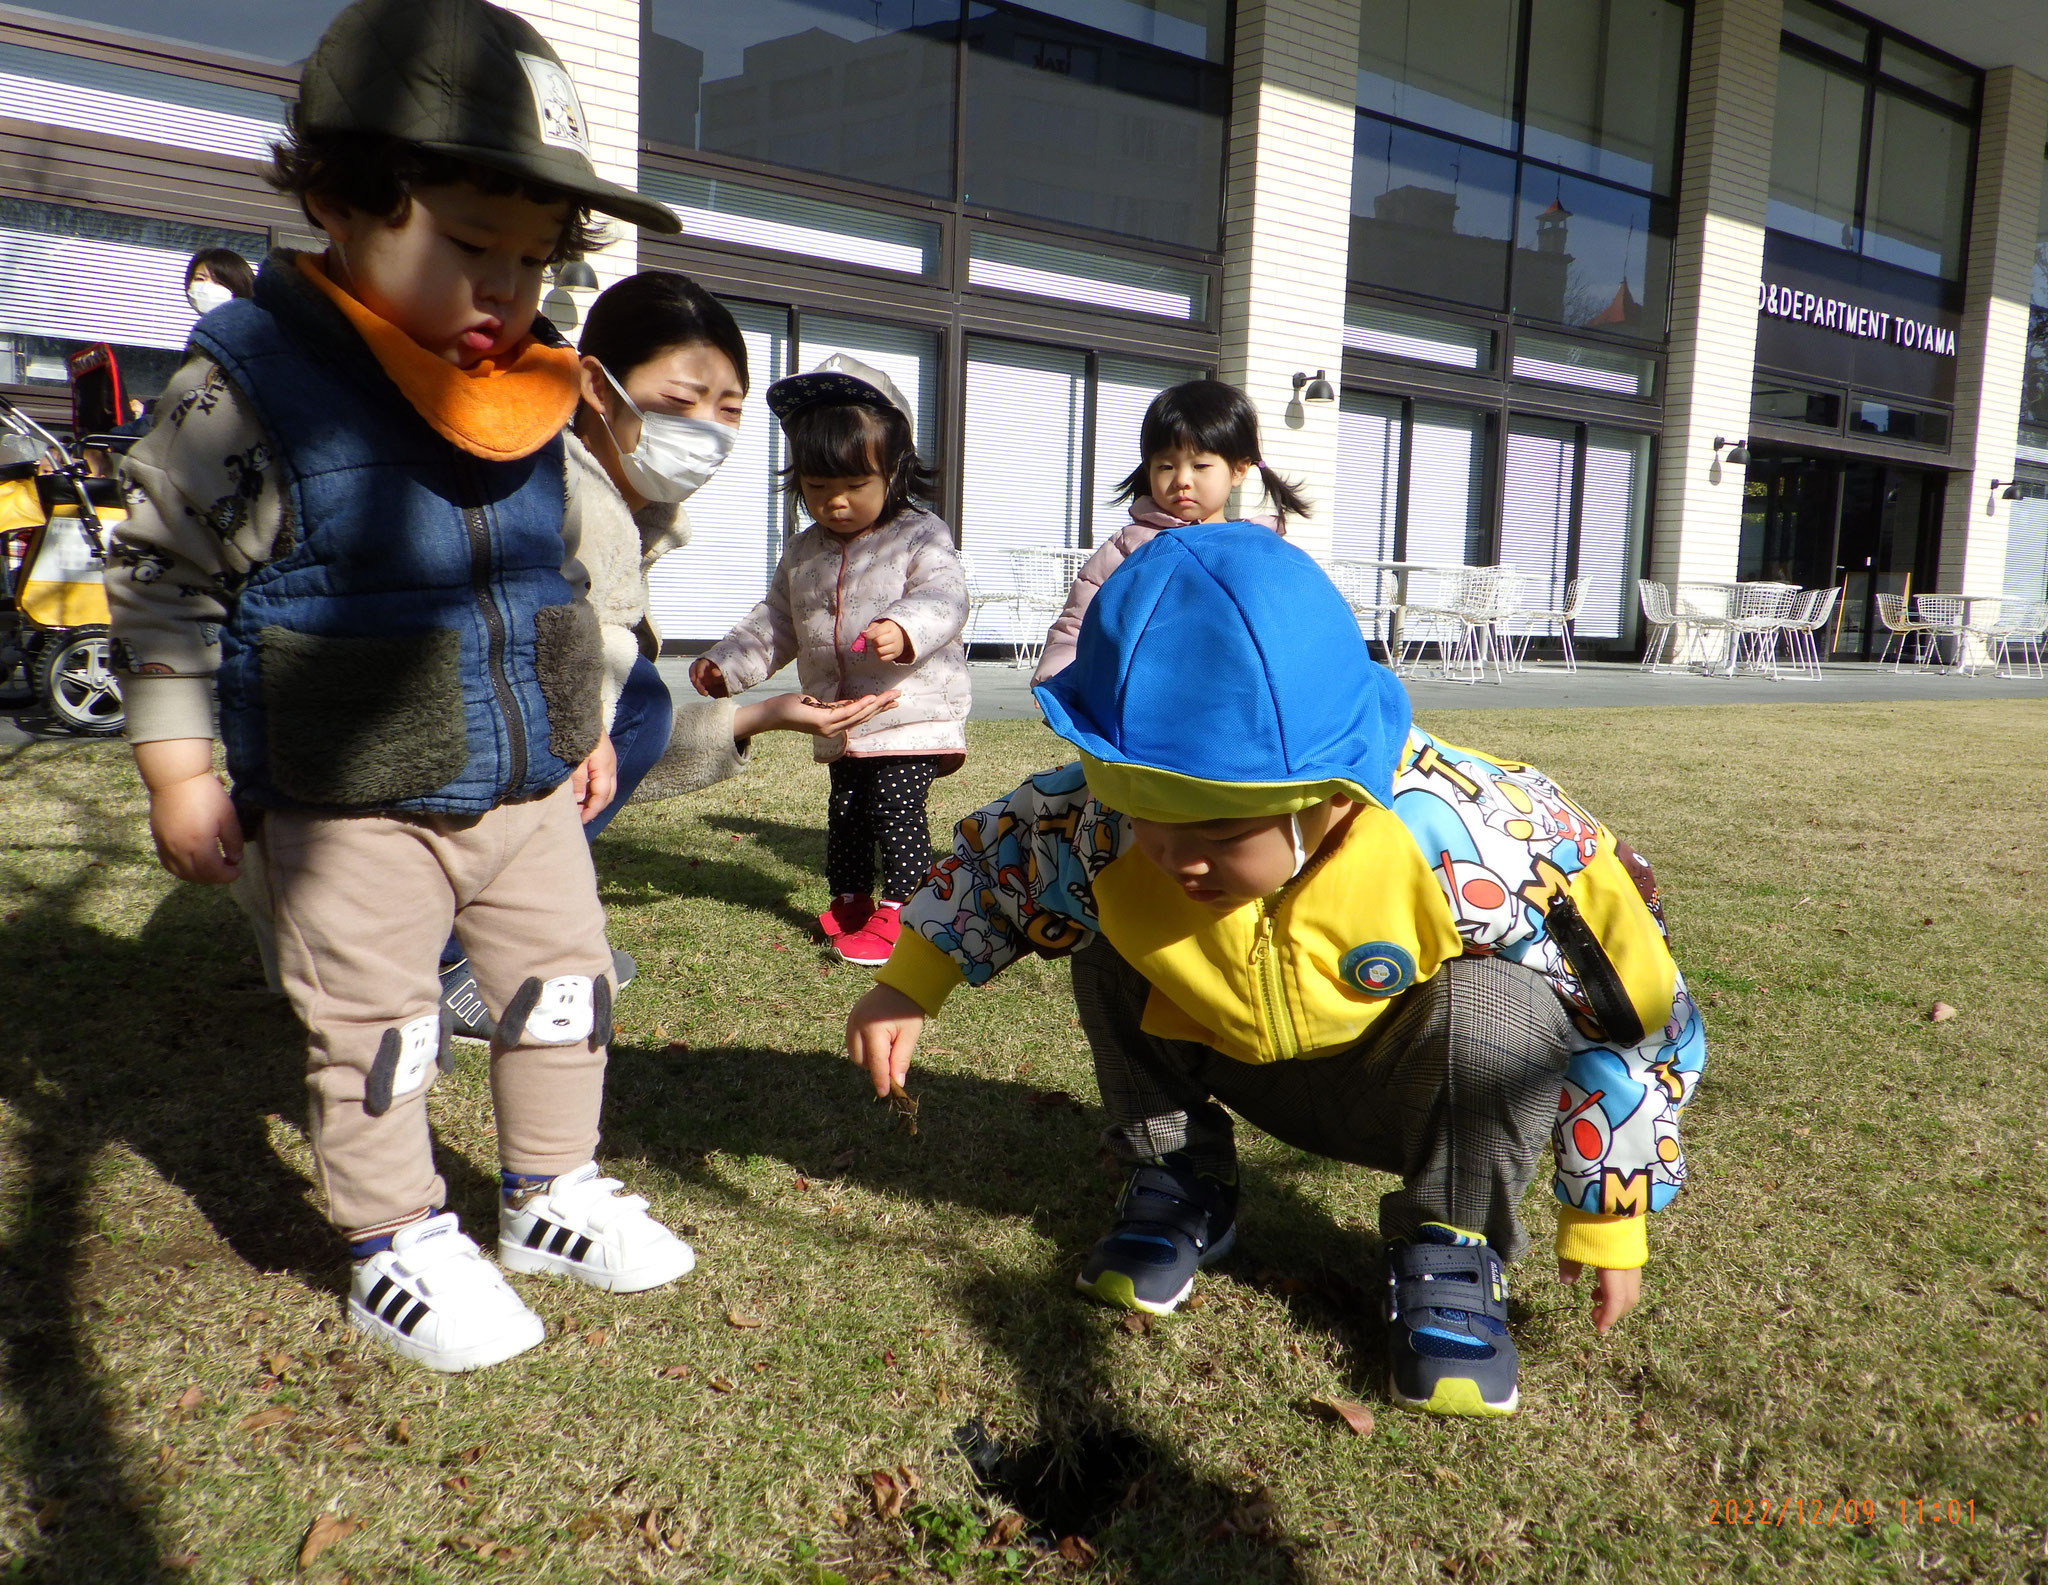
[598,823,827,939]
[0,861,511,1581]
[602,1038,1407,1581]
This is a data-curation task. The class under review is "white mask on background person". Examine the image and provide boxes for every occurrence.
[597,364,736,503]
[187,280,233,315]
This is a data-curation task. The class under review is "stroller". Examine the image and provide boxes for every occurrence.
[0,362,132,737]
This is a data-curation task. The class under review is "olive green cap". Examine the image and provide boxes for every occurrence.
[297,0,681,234]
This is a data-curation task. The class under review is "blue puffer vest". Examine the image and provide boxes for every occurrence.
[197,258,600,815]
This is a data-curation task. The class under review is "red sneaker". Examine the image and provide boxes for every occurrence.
[818,893,876,942]
[834,901,902,967]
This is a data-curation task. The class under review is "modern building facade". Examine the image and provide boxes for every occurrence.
[2,0,2044,653]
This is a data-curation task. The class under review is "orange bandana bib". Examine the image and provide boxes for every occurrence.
[295,254,580,462]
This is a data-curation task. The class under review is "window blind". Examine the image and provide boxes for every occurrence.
[2004,495,2048,604]
[1406,402,1489,565]
[645,300,790,643]
[959,337,1085,609]
[1499,417,1574,611]
[1332,390,1400,560]
[0,41,287,161]
[1576,427,1649,639]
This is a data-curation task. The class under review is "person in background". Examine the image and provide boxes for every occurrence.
[434,273,900,1029]
[183,247,257,314]
[1031,379,1304,686]
[691,356,969,969]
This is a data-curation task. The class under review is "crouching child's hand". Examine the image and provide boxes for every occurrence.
[846,983,925,1098]
[573,735,617,823]
[1557,1259,1642,1335]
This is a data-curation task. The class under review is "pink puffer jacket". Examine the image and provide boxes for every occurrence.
[1030,500,1284,685]
[702,506,970,761]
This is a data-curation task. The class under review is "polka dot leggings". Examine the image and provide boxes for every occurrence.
[826,754,945,902]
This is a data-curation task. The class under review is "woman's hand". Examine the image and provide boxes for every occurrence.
[688,656,728,697]
[845,982,926,1099]
[735,689,900,740]
[860,619,910,664]
[573,735,617,823]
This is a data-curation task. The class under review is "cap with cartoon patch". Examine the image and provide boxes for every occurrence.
[296,0,681,234]
[766,354,917,442]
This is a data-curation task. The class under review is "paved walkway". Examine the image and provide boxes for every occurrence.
[653,654,2048,718]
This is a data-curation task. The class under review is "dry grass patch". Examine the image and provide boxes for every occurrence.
[0,701,2043,1583]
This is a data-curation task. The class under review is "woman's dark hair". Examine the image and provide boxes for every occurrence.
[578,271,750,394]
[1112,378,1311,523]
[781,401,936,526]
[184,247,256,298]
[269,125,604,261]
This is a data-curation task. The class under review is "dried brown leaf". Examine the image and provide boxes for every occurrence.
[1121,1312,1152,1336]
[264,1352,299,1378]
[1929,1001,1957,1022]
[827,1147,858,1174]
[172,1385,204,1413]
[1057,1534,1098,1563]
[984,1513,1027,1547]
[582,1329,610,1346]
[238,1405,294,1433]
[1311,1396,1375,1437]
[456,1444,485,1466]
[443,1476,471,1495]
[389,1416,412,1445]
[568,1510,607,1543]
[708,1375,738,1393]
[867,1469,906,1521]
[298,1512,358,1567]
[1027,1088,1080,1111]
[726,1311,764,1330]
[657,1364,691,1380]
[163,1551,198,1570]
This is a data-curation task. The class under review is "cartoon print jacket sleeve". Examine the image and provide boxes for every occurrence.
[874,761,1121,1014]
[107,356,289,745]
[1391,730,1706,1270]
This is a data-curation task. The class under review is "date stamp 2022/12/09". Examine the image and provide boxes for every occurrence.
[1706,1497,1977,1528]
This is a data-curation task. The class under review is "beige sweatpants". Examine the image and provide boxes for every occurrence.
[259,782,612,1234]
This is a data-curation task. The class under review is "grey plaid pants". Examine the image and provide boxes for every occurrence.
[1071,936,1573,1262]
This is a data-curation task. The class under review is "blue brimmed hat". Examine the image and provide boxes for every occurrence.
[1033,522,1411,820]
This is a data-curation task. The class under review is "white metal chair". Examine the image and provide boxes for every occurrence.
[1911,593,1966,671]
[959,551,1032,667]
[1003,546,1085,671]
[1728,582,1800,678]
[1396,567,1498,683]
[1637,580,1686,672]
[1955,596,2009,677]
[1327,561,1399,657]
[1673,583,1737,671]
[1505,576,1584,672]
[1992,600,2048,679]
[1777,586,1839,680]
[1873,592,1926,671]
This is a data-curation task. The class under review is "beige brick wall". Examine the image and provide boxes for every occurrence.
[1652,0,1784,587]
[497,0,643,323]
[1218,0,1362,561]
[1939,67,2048,597]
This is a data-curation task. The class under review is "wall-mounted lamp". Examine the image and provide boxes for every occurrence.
[1990,478,2021,500]
[1292,370,1336,403]
[1713,435,1751,466]
[553,258,600,290]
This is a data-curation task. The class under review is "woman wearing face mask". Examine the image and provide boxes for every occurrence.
[183,247,256,315]
[433,270,899,1029]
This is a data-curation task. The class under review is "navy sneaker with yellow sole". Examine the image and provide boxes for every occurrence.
[1075,1155,1237,1316]
[1384,1222,1519,1417]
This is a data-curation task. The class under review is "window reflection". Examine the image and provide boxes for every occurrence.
[1862,92,1970,278]
[1522,0,1685,196]
[641,0,960,198]
[1355,0,1518,152]
[962,1,1228,248]
[0,0,349,64]
[1513,174,1669,335]
[1349,120,1515,310]
[1767,52,1865,253]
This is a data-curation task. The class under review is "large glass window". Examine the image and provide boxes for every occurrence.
[2022,155,2048,445]
[0,1,349,65]
[2004,493,2047,603]
[962,0,1229,250]
[0,197,265,399]
[1499,417,1645,638]
[1330,391,1490,564]
[0,41,287,160]
[640,1,960,199]
[1348,0,1684,337]
[641,0,1228,249]
[1768,22,1978,282]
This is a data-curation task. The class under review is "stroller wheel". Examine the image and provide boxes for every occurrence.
[36,625,125,737]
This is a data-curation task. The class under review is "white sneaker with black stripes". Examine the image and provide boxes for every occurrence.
[348,1213,544,1372]
[498,1162,696,1293]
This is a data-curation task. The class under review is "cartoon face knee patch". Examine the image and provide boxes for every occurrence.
[501,974,595,1045]
[364,1014,441,1117]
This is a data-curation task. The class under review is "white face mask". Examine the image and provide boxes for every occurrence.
[187,280,233,315]
[597,365,736,503]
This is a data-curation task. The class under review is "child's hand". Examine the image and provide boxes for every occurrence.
[859,619,909,664]
[689,657,728,697]
[737,689,900,739]
[573,735,617,823]
[846,982,925,1099]
[1558,1259,1642,1334]
[134,738,242,885]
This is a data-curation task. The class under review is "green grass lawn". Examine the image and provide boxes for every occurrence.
[2,700,2045,1584]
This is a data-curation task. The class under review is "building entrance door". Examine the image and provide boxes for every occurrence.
[1738,447,1946,660]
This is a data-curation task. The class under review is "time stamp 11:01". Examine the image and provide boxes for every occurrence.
[1705,1497,1976,1527]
